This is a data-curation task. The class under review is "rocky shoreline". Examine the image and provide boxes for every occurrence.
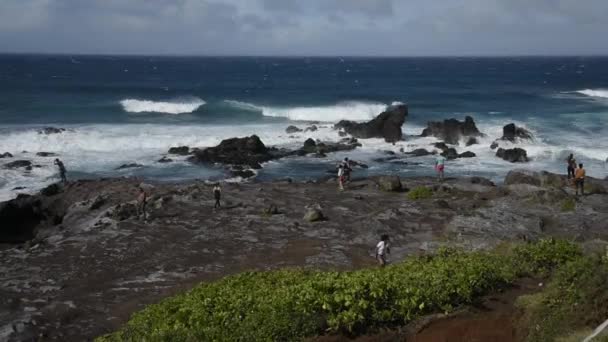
[1,169,608,341]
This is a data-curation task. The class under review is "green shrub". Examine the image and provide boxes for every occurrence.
[560,198,576,212]
[407,186,433,200]
[517,256,608,342]
[98,240,580,342]
[512,238,581,276]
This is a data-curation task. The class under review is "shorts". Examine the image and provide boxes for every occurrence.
[436,164,445,172]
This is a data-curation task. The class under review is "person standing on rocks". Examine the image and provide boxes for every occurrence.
[341,158,352,183]
[337,165,345,191]
[435,155,446,181]
[567,154,576,180]
[575,163,586,196]
[54,158,67,183]
[213,184,222,209]
[375,234,391,267]
[136,186,148,222]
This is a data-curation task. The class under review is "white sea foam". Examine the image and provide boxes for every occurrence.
[120,97,206,114]
[225,100,388,122]
[575,89,608,99]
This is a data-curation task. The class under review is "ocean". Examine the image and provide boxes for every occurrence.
[1,55,607,201]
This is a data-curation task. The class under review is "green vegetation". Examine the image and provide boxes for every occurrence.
[406,186,433,200]
[98,239,583,342]
[560,198,576,212]
[516,254,608,341]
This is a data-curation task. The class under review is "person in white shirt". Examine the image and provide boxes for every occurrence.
[375,234,391,267]
[337,165,345,191]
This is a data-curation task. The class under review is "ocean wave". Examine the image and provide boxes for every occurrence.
[225,100,388,122]
[575,89,608,99]
[120,97,206,114]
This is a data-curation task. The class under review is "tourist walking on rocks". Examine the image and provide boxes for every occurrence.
[341,158,352,183]
[337,165,345,191]
[575,163,586,196]
[435,155,446,181]
[375,234,391,267]
[567,154,576,180]
[137,186,148,221]
[213,184,222,209]
[54,158,67,183]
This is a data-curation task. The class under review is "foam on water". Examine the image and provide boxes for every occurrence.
[576,89,608,99]
[225,100,389,122]
[120,97,206,114]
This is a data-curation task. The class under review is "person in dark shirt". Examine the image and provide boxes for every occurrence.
[54,158,67,183]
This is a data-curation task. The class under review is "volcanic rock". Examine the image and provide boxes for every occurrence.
[496,148,529,163]
[116,163,144,170]
[458,151,477,158]
[501,123,533,142]
[377,176,402,192]
[441,148,459,160]
[421,116,483,145]
[157,156,173,163]
[285,125,302,133]
[4,160,32,169]
[188,135,271,169]
[38,127,66,135]
[407,149,433,157]
[334,104,407,143]
[36,152,58,157]
[168,146,190,155]
[0,195,44,243]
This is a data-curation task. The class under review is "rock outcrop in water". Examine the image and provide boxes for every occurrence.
[501,123,533,142]
[188,135,274,169]
[37,127,66,135]
[168,146,190,155]
[0,152,13,158]
[3,160,32,169]
[335,104,408,143]
[286,125,303,133]
[496,148,529,163]
[421,116,483,145]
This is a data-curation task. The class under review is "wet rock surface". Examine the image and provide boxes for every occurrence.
[3,160,32,169]
[496,147,529,163]
[421,116,483,145]
[334,104,408,143]
[1,173,608,341]
[501,123,533,142]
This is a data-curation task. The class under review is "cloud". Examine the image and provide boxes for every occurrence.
[0,0,606,55]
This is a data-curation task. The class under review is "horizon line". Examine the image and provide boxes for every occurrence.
[1,51,607,59]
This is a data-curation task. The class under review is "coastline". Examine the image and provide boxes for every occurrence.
[1,171,608,340]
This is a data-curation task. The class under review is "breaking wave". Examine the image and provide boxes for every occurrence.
[121,97,206,114]
[575,89,608,99]
[225,100,389,122]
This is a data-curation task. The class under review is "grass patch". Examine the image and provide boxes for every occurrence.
[516,255,608,341]
[407,186,433,200]
[98,239,582,342]
[560,198,576,212]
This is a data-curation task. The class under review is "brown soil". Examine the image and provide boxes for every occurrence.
[312,278,540,342]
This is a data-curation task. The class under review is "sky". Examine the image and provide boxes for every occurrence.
[0,0,606,56]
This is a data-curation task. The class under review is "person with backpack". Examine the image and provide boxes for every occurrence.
[341,157,352,183]
[375,234,391,267]
[213,184,222,209]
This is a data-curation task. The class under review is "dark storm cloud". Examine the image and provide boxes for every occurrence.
[0,0,606,55]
